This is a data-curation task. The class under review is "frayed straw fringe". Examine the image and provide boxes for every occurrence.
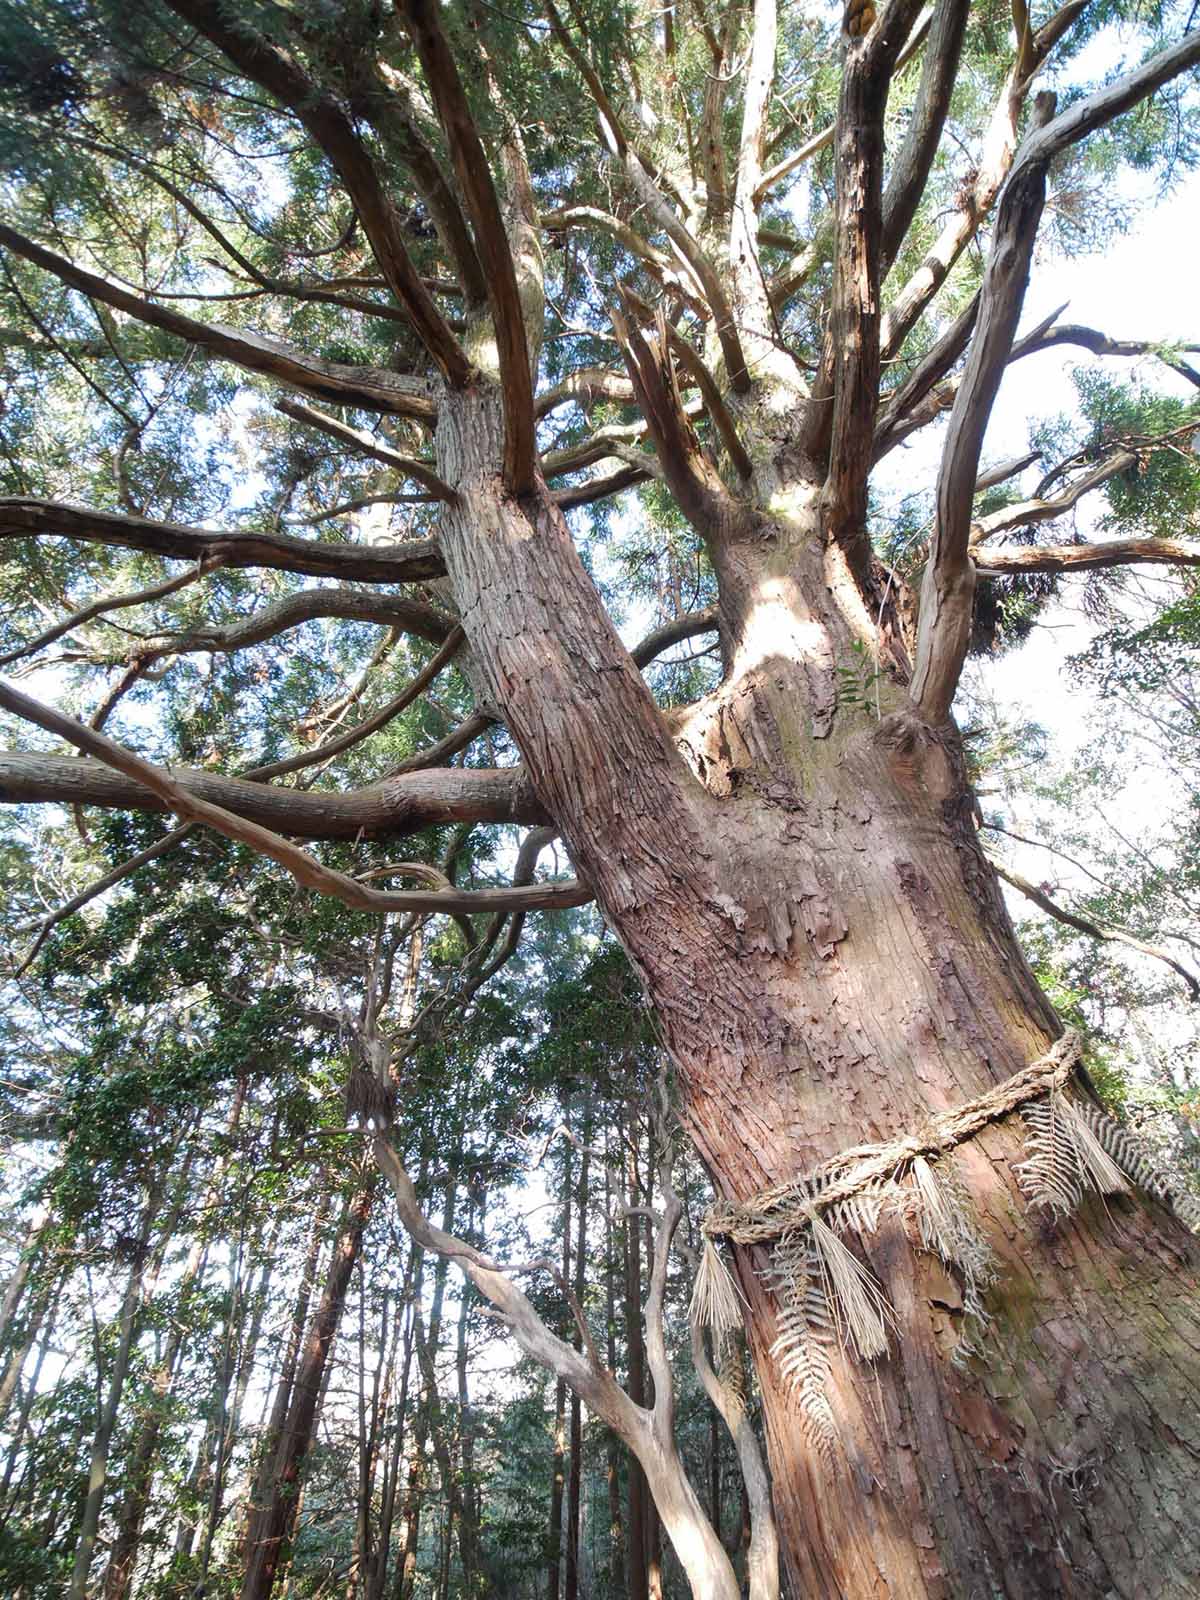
[691,1029,1198,1448]
[689,1237,744,1341]
[1016,1090,1130,1216]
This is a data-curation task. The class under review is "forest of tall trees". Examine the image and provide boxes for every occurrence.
[0,0,1199,1593]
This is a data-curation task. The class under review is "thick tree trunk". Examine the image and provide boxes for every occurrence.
[432,392,1200,1598]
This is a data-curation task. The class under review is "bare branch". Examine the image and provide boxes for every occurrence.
[975,535,1200,576]
[0,679,587,914]
[0,555,225,668]
[536,367,636,420]
[911,24,1200,723]
[612,301,734,525]
[245,627,465,782]
[630,607,721,669]
[0,751,547,841]
[988,854,1200,1001]
[973,448,1041,493]
[73,590,455,677]
[621,288,753,478]
[0,225,436,420]
[275,400,458,503]
[970,450,1136,546]
[0,498,445,584]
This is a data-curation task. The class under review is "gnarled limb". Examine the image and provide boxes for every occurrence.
[974,536,1200,576]
[911,25,1200,723]
[0,225,436,420]
[0,499,445,584]
[0,751,545,841]
[969,450,1137,546]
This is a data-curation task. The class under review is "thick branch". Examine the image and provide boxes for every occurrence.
[400,0,537,491]
[880,0,970,273]
[910,25,1200,723]
[0,225,436,420]
[630,607,720,669]
[612,303,732,526]
[815,0,927,569]
[0,752,545,841]
[974,536,1200,576]
[0,680,585,913]
[0,498,445,584]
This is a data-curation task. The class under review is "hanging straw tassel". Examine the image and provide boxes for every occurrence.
[1018,1087,1130,1216]
[690,1237,744,1341]
[806,1211,893,1362]
[1061,1099,1130,1197]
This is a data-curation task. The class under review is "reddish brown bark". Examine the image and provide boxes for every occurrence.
[430,381,1200,1598]
[241,1172,377,1600]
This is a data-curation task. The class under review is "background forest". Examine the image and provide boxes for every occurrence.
[0,0,1198,1595]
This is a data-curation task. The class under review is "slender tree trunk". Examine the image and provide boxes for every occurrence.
[241,1166,378,1600]
[368,1243,420,1600]
[602,1151,625,1597]
[398,1171,457,1600]
[566,1113,591,1600]
[104,1080,249,1600]
[0,1213,49,1349]
[236,1182,333,1567]
[547,1142,571,1600]
[622,1131,650,1600]
[68,1182,163,1600]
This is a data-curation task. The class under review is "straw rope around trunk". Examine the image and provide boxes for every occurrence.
[702,1032,1082,1247]
[689,1029,1200,1434]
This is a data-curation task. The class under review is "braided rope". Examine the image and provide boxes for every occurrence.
[703,1031,1082,1245]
